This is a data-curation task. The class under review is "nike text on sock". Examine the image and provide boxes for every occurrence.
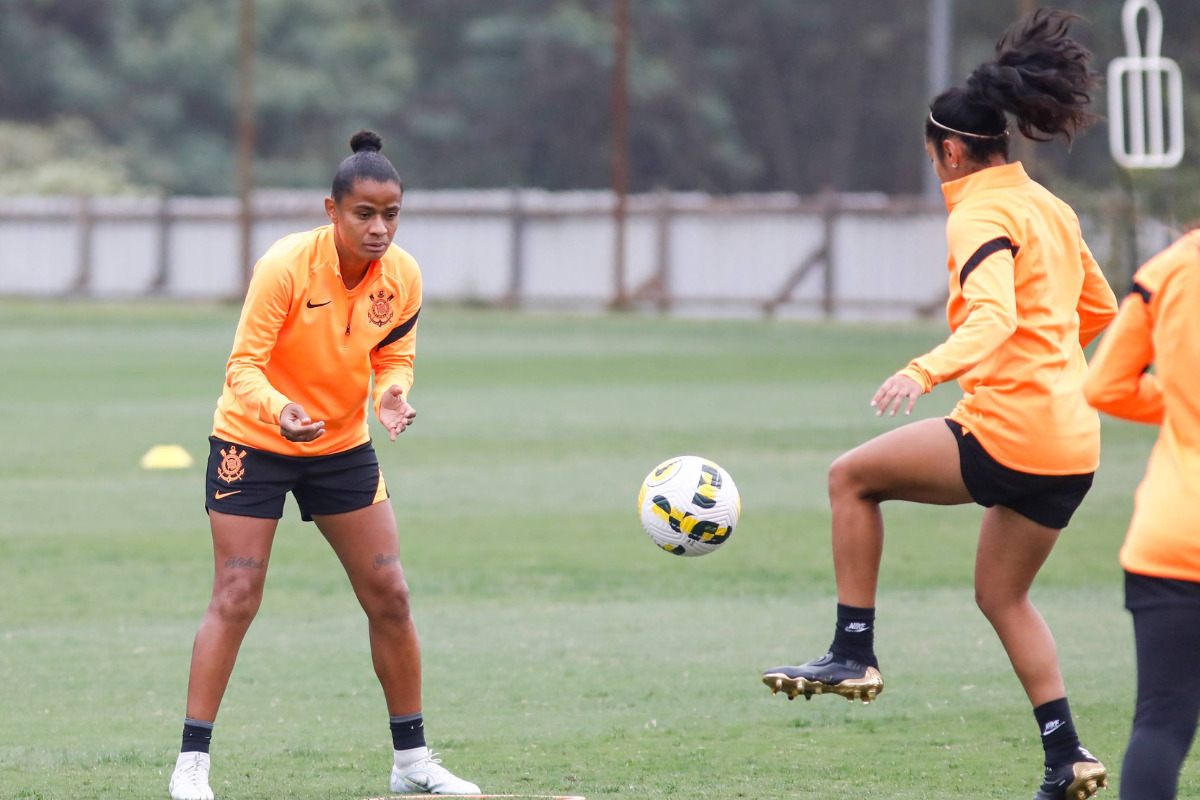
[831,603,877,667]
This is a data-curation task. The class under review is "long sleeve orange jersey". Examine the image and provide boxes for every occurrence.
[212,225,422,456]
[1084,231,1200,582]
[897,162,1117,474]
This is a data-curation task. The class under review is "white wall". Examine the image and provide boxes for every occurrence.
[0,189,1152,317]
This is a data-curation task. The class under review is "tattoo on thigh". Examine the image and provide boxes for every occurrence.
[224,556,266,570]
[373,554,400,570]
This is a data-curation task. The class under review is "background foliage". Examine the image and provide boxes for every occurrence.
[1,0,1197,209]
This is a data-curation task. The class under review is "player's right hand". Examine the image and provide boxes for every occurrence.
[871,374,923,417]
[279,403,326,442]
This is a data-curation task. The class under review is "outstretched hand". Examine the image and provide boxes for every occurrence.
[871,374,923,418]
[280,402,326,442]
[379,386,417,441]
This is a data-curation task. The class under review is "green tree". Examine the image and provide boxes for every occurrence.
[0,117,142,195]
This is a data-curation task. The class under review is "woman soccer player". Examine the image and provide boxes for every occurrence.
[761,10,1117,799]
[1084,231,1200,800]
[167,131,479,799]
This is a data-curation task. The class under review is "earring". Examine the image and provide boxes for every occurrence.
[951,162,959,168]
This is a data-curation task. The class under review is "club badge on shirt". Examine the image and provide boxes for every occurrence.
[368,290,395,327]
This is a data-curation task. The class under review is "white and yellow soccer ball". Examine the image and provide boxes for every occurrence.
[638,456,741,556]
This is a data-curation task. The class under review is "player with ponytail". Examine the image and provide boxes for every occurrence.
[764,11,1117,799]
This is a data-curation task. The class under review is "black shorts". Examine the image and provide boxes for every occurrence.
[205,436,389,521]
[945,419,1093,530]
[1125,570,1200,611]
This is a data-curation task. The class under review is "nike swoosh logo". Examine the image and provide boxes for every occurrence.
[306,300,332,308]
[403,777,434,792]
[214,490,242,500]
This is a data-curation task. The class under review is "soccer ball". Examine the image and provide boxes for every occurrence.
[638,456,741,557]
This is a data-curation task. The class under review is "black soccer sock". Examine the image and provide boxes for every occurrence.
[1034,697,1084,767]
[829,603,877,668]
[181,718,213,754]
[390,712,426,753]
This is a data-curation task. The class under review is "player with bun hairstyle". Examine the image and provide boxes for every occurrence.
[762,10,1117,799]
[1084,230,1200,800]
[168,131,480,799]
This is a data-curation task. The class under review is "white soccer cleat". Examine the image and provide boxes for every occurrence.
[169,751,215,800]
[390,750,480,795]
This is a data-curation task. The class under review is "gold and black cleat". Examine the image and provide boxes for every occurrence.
[1031,759,1108,800]
[761,652,883,704]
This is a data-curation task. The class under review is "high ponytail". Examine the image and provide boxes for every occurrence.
[927,8,1100,162]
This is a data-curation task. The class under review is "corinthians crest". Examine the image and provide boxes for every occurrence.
[367,289,395,327]
[217,445,247,483]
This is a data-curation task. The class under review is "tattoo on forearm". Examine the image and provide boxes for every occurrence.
[373,554,400,570]
[225,556,266,570]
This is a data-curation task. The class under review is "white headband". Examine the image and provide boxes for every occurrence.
[928,113,1009,140]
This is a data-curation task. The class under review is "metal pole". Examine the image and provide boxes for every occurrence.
[149,193,171,294]
[72,196,93,294]
[506,188,525,308]
[610,0,630,309]
[654,188,671,312]
[924,0,952,197]
[237,0,256,295]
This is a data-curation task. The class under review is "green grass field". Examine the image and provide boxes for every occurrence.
[0,302,1184,799]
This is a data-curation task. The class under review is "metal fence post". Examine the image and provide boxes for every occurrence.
[148,193,171,294]
[71,196,94,295]
[820,195,837,318]
[506,187,525,308]
[654,189,672,311]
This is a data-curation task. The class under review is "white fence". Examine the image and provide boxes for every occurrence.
[0,189,1156,318]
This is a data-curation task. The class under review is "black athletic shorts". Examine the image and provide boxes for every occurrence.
[205,436,388,521]
[945,419,1093,530]
[1125,570,1200,611]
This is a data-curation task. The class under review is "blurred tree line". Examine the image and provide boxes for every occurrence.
[0,0,1197,215]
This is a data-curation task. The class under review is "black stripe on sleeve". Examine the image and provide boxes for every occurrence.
[959,237,1018,288]
[375,307,420,351]
[1131,281,1152,303]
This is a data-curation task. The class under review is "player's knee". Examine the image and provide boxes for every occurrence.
[366,578,412,626]
[210,578,264,627]
[973,585,992,617]
[973,583,1015,620]
[828,453,867,501]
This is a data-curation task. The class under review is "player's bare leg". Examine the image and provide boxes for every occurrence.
[172,511,278,800]
[315,500,479,795]
[186,511,278,719]
[975,505,1064,706]
[976,506,1106,799]
[315,500,421,714]
[764,418,972,702]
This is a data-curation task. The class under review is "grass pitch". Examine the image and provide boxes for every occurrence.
[0,302,1184,799]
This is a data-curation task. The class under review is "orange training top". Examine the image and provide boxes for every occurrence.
[898,162,1117,474]
[212,225,422,456]
[1084,231,1200,582]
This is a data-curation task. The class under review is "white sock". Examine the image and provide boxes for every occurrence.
[394,745,429,768]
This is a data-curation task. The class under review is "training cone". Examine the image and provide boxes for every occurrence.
[140,444,194,470]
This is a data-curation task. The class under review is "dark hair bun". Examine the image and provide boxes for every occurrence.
[350,130,383,154]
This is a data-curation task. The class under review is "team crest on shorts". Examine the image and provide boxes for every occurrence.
[217,446,247,483]
[367,290,395,327]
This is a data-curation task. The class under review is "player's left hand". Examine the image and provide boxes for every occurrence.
[379,385,417,441]
[871,374,923,417]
